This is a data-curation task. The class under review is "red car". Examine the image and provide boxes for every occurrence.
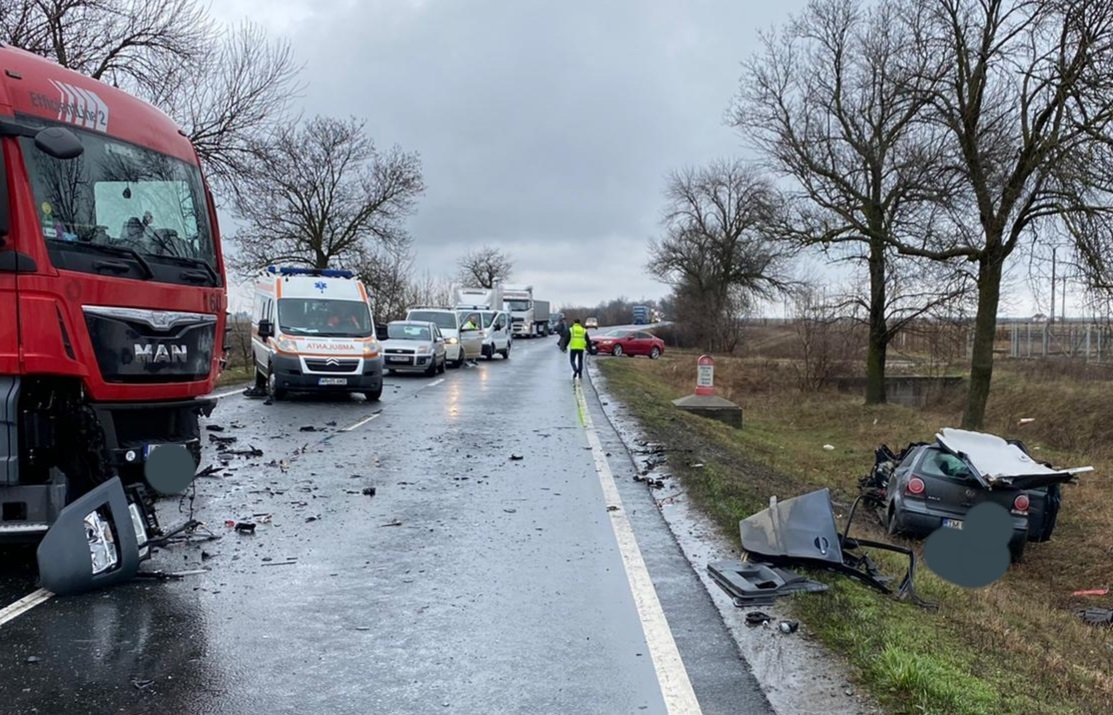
[591,329,665,358]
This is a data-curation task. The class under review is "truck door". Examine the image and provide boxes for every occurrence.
[0,139,21,381]
[458,311,484,359]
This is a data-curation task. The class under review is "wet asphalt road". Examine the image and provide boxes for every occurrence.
[0,338,772,715]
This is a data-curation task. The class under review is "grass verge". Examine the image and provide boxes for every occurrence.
[598,355,1113,715]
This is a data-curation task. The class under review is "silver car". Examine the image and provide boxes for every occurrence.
[382,321,447,376]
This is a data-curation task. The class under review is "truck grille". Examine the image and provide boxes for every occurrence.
[83,306,215,383]
[304,358,359,373]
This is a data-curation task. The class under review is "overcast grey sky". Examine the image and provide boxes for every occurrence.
[209,0,812,311]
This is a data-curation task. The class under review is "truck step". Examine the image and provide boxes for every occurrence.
[0,522,49,535]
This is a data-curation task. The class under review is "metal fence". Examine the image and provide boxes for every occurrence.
[1005,321,1113,361]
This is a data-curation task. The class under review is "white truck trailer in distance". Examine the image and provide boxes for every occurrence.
[503,284,551,337]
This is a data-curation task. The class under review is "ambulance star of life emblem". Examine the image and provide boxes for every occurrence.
[314,281,327,293]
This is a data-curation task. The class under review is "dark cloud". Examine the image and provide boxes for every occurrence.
[215,0,808,306]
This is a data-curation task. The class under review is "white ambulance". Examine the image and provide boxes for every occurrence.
[251,266,383,401]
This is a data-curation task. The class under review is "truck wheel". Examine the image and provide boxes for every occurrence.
[612,345,624,357]
[267,366,286,401]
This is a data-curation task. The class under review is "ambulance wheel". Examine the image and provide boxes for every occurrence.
[267,365,286,401]
[363,385,383,402]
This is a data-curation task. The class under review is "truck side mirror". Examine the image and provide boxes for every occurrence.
[258,320,274,339]
[35,127,84,160]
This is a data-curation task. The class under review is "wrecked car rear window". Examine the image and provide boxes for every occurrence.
[919,448,974,480]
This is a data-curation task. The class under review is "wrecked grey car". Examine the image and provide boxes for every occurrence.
[860,428,1092,562]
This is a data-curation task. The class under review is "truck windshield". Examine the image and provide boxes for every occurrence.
[506,300,530,311]
[18,122,217,283]
[278,299,372,337]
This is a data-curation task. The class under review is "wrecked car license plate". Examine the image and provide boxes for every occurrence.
[942,518,963,530]
[318,378,347,386]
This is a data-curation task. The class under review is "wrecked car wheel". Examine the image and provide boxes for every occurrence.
[886,504,902,536]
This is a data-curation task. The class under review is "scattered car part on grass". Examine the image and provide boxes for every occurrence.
[708,560,828,606]
[1073,588,1110,597]
[859,428,1092,563]
[1077,608,1113,626]
[739,488,931,607]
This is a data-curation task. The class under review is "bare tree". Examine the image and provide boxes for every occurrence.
[230,115,425,273]
[735,0,969,403]
[894,0,1113,428]
[357,240,418,323]
[1,1,301,194]
[0,0,210,87]
[144,22,301,191]
[456,246,513,288]
[647,160,793,352]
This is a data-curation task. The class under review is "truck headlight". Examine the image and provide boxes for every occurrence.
[85,510,120,575]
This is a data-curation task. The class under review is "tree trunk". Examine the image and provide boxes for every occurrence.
[962,252,1004,429]
[865,235,888,404]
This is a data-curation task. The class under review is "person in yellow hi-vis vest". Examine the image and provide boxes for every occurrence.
[567,318,590,380]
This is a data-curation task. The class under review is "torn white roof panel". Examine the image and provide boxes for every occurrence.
[936,428,1092,484]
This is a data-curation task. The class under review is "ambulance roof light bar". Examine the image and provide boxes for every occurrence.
[265,266,355,279]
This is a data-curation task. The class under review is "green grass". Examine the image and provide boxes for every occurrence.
[216,364,253,387]
[597,357,1110,715]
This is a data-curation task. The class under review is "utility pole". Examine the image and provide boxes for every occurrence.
[1050,246,1057,326]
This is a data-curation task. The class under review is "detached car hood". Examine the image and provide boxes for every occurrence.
[936,428,1093,490]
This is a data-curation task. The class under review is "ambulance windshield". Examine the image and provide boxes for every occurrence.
[278,299,373,338]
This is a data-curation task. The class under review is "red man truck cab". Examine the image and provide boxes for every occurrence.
[0,44,227,591]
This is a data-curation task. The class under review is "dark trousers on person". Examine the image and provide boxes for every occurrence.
[569,349,584,378]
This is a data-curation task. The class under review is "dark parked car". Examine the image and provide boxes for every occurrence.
[860,428,1091,562]
[590,329,664,359]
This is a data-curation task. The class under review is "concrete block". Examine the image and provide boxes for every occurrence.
[672,394,743,428]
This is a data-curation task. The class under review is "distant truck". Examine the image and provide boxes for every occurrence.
[503,285,550,337]
[456,285,503,312]
[633,305,651,325]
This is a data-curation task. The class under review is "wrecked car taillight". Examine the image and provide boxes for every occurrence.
[1013,493,1030,513]
[906,477,926,496]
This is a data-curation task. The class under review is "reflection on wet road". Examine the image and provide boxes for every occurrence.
[0,339,771,715]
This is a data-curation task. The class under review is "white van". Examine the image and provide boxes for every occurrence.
[463,309,511,360]
[406,307,482,368]
[251,266,383,401]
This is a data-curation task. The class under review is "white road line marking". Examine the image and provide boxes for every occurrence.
[574,383,702,715]
[211,387,246,400]
[423,378,446,389]
[0,588,54,627]
[341,413,381,432]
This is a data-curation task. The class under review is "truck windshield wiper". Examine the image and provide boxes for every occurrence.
[149,254,220,285]
[48,239,153,279]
